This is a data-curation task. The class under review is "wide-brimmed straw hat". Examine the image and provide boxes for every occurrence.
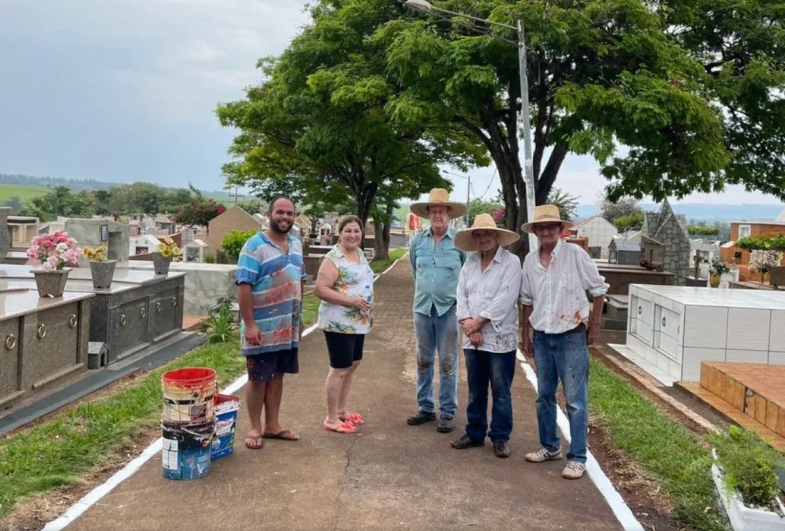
[455,213,520,252]
[520,204,573,233]
[410,188,467,220]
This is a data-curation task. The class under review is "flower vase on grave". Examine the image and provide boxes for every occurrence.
[33,268,71,298]
[709,273,721,288]
[151,252,172,276]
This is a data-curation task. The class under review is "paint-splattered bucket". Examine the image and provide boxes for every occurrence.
[161,419,215,480]
[211,394,240,461]
[161,367,216,424]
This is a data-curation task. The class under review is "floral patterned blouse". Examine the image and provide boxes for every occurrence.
[317,246,374,335]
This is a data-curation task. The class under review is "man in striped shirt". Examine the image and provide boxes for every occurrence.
[236,196,306,449]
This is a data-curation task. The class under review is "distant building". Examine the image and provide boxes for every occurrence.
[718,208,785,281]
[570,216,616,259]
[207,205,262,256]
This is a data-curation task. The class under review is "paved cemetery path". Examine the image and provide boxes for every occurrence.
[64,258,623,531]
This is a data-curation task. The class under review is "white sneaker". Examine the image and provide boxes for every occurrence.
[562,460,586,479]
[524,447,563,463]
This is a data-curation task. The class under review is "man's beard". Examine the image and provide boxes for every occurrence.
[270,220,293,234]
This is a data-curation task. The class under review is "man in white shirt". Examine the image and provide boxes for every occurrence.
[451,214,522,458]
[519,205,609,479]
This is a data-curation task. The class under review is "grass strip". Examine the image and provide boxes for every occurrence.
[370,248,407,274]
[588,359,727,531]
[0,340,244,518]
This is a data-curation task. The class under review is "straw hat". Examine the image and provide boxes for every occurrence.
[410,188,467,220]
[520,204,573,233]
[455,213,520,252]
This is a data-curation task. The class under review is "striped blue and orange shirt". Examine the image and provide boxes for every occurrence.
[235,232,306,356]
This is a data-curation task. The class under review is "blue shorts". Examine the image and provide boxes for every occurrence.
[246,349,299,382]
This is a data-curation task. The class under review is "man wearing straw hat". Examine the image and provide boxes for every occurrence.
[450,214,522,458]
[519,204,608,479]
[407,188,467,433]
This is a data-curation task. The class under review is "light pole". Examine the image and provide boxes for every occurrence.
[403,0,537,250]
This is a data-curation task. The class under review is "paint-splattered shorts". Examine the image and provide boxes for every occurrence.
[246,349,299,382]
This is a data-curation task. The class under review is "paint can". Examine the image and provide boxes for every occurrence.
[161,367,216,424]
[211,394,240,461]
[161,420,215,480]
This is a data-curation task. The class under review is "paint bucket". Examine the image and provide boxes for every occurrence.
[161,420,215,480]
[161,367,216,424]
[211,394,240,461]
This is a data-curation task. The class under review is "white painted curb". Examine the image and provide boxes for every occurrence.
[516,350,645,531]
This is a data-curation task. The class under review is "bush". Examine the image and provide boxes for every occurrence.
[221,230,257,261]
[203,253,216,264]
[710,426,784,510]
[200,297,237,343]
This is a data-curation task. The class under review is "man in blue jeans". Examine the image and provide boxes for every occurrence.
[519,205,608,479]
[407,189,466,433]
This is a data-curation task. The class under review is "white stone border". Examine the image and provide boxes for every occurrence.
[516,351,645,531]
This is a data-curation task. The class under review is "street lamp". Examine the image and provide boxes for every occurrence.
[403,0,537,250]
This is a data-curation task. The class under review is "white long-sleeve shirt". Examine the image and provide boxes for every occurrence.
[456,246,522,353]
[520,239,609,334]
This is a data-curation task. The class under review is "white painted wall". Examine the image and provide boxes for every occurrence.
[576,217,617,258]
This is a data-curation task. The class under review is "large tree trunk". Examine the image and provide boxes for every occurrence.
[372,202,394,260]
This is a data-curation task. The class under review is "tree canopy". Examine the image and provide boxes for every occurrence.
[217,0,486,230]
[220,0,785,257]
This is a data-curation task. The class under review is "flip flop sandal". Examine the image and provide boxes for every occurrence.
[262,429,301,441]
[342,413,364,426]
[324,420,356,434]
[245,434,264,449]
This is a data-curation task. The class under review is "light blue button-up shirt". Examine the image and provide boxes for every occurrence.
[410,228,465,316]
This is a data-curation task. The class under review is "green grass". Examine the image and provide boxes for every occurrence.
[0,340,245,518]
[0,184,50,204]
[370,248,407,274]
[588,359,727,530]
[302,293,320,327]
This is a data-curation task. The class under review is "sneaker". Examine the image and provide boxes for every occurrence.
[436,414,454,433]
[562,461,586,479]
[493,440,511,458]
[407,411,436,425]
[524,447,563,463]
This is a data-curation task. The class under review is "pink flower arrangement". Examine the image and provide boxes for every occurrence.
[26,231,81,271]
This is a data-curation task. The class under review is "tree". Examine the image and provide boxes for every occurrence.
[173,196,226,229]
[600,196,643,224]
[377,0,785,257]
[687,225,720,236]
[613,213,645,232]
[216,0,486,246]
[2,196,23,214]
[467,197,504,225]
[546,187,578,221]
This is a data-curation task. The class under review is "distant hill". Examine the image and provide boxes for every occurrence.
[576,203,785,222]
[0,173,232,198]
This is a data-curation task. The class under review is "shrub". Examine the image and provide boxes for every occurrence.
[221,230,257,261]
[203,253,216,264]
[710,426,783,510]
[200,297,237,343]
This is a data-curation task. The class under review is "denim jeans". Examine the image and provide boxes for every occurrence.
[532,327,589,463]
[463,349,516,442]
[414,305,459,416]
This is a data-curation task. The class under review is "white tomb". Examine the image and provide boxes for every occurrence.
[611,284,785,385]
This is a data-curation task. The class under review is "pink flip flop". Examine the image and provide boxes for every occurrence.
[342,413,364,426]
[324,420,356,434]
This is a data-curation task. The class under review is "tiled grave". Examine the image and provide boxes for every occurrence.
[612,284,785,383]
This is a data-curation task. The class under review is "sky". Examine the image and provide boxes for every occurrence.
[0,0,782,208]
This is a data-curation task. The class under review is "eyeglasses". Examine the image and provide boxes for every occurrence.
[532,223,562,233]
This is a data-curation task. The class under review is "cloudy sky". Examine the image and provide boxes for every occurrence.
[0,0,781,207]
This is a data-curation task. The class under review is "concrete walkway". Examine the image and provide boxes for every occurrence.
[64,259,622,531]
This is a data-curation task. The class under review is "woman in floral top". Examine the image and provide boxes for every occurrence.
[314,215,374,434]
